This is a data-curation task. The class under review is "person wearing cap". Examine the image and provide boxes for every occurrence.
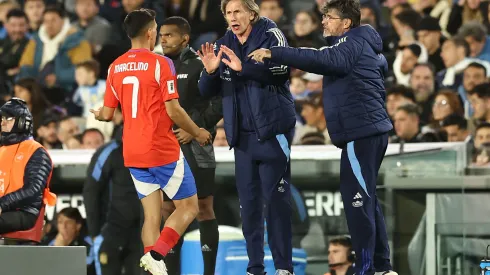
[0,97,56,234]
[393,42,428,86]
[250,1,397,274]
[36,112,62,149]
[303,73,323,93]
[293,92,331,145]
[416,16,445,72]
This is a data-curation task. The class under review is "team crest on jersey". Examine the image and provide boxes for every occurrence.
[167,80,175,94]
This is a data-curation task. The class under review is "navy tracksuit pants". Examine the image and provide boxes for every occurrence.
[340,133,393,275]
[234,131,293,275]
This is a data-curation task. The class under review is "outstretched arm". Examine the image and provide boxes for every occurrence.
[251,36,363,76]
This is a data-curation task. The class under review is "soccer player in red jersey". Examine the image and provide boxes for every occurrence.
[90,8,212,275]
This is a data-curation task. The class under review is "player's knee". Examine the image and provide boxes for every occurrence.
[161,202,176,220]
[143,212,161,228]
[176,195,199,219]
[197,197,215,221]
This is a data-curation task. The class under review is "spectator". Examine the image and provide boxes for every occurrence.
[72,59,105,117]
[469,83,490,133]
[289,71,307,99]
[81,128,104,149]
[0,9,29,86]
[0,0,20,39]
[386,85,416,119]
[391,8,421,49]
[431,89,465,127]
[459,62,489,116]
[46,207,94,275]
[457,21,490,62]
[441,114,471,142]
[289,10,325,48]
[391,104,440,143]
[393,43,428,86]
[14,77,50,132]
[299,131,326,145]
[438,36,474,90]
[293,92,331,145]
[213,125,228,147]
[409,63,436,124]
[447,0,489,36]
[259,0,291,36]
[474,122,490,149]
[303,72,323,93]
[23,0,45,34]
[73,0,111,54]
[412,0,451,37]
[187,0,227,50]
[18,5,92,91]
[65,134,82,149]
[324,236,355,275]
[36,113,62,149]
[416,16,446,72]
[57,116,81,149]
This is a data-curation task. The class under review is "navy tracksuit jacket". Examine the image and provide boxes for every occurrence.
[199,18,296,275]
[270,25,394,275]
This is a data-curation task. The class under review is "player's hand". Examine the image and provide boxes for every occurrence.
[198,42,223,75]
[195,128,212,146]
[174,128,193,144]
[90,107,101,120]
[220,45,242,72]
[249,49,271,63]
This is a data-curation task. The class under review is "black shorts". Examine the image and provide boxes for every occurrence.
[163,145,216,200]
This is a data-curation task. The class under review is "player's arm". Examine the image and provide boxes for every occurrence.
[165,99,210,143]
[92,65,118,122]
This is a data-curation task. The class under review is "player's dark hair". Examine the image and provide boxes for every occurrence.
[76,59,100,78]
[448,36,470,57]
[43,4,66,18]
[469,83,490,97]
[465,62,487,76]
[396,103,420,117]
[123,8,156,39]
[162,16,191,35]
[441,114,468,130]
[323,0,361,29]
[329,235,353,248]
[6,8,27,21]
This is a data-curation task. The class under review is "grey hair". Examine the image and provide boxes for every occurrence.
[457,21,488,43]
[221,0,260,24]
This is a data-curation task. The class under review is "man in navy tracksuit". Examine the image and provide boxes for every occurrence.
[250,1,397,275]
[197,0,296,274]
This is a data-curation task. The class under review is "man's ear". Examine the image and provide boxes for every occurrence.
[343,18,352,29]
[183,34,190,44]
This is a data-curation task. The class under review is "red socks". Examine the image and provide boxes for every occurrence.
[144,246,153,254]
[152,227,181,257]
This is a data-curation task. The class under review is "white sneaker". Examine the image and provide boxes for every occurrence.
[140,252,168,275]
[375,271,398,275]
[275,270,294,275]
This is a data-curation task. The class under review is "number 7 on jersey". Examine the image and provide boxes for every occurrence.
[123,76,140,118]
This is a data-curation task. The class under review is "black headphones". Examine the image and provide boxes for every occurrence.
[344,235,356,263]
[3,97,33,134]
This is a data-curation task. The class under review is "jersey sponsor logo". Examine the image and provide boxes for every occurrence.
[114,62,149,73]
[167,80,175,94]
[177,74,188,79]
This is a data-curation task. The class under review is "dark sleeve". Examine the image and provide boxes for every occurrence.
[237,28,290,85]
[269,36,364,77]
[83,145,113,238]
[446,4,463,35]
[0,148,52,212]
[202,96,223,130]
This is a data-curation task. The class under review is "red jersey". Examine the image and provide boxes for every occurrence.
[104,48,180,168]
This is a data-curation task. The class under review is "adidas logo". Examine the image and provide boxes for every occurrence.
[201,244,212,252]
[352,192,363,208]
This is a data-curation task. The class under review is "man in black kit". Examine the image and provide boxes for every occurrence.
[159,16,223,275]
[83,127,142,275]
